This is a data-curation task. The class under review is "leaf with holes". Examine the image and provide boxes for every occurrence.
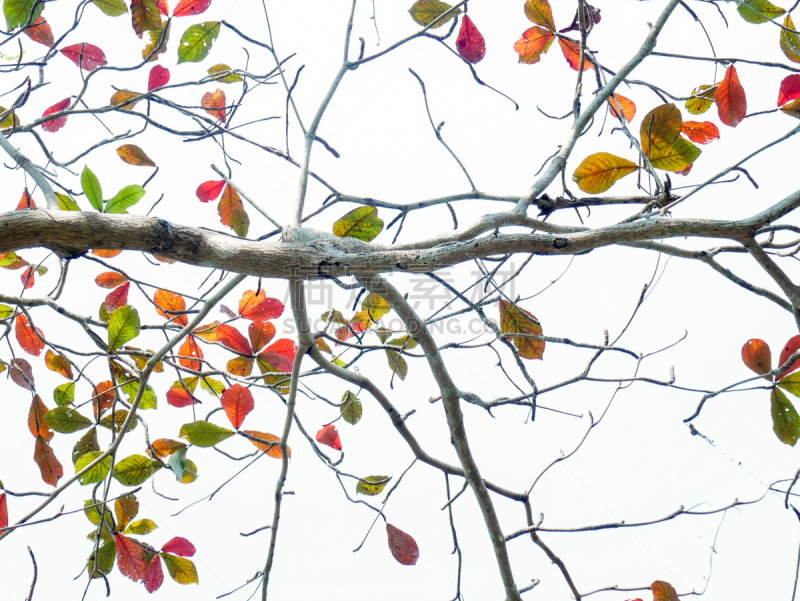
[131,0,161,36]
[114,534,148,581]
[45,407,92,434]
[333,206,383,242]
[76,451,111,485]
[742,338,772,378]
[95,272,127,289]
[201,88,226,122]
[681,121,719,144]
[61,43,107,71]
[386,524,419,566]
[115,494,139,530]
[340,391,363,425]
[143,20,170,61]
[686,84,716,115]
[173,0,210,16]
[24,16,54,47]
[513,26,554,64]
[104,281,129,314]
[143,555,164,593]
[177,21,220,63]
[716,65,747,127]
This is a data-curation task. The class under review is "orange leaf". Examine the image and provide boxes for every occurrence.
[216,323,253,355]
[104,281,130,313]
[218,184,243,227]
[93,381,115,419]
[95,271,128,289]
[242,430,289,458]
[386,524,419,566]
[15,314,44,356]
[23,16,54,47]
[513,26,554,64]
[45,349,74,379]
[91,249,123,258]
[651,581,679,601]
[238,289,284,321]
[608,93,636,123]
[20,266,35,290]
[154,289,188,326]
[178,335,203,371]
[499,300,544,360]
[221,384,254,429]
[15,190,35,209]
[742,338,771,378]
[28,395,53,441]
[558,38,592,72]
[681,121,719,144]
[192,321,219,342]
[226,355,254,376]
[779,335,800,379]
[33,436,63,487]
[114,534,148,582]
[201,88,227,123]
[455,15,485,64]
[716,65,746,128]
[248,320,276,353]
[148,438,187,458]
[116,144,156,167]
[315,424,342,451]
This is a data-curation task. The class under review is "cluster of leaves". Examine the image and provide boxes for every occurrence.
[727,0,800,65]
[195,180,250,238]
[408,0,485,64]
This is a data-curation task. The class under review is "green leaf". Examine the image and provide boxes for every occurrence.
[386,335,418,350]
[161,552,199,584]
[124,518,157,535]
[44,406,93,433]
[685,85,716,115]
[781,14,800,63]
[99,409,139,433]
[385,350,408,380]
[771,387,800,446]
[108,305,140,350]
[0,304,11,320]
[169,446,188,480]
[84,500,113,527]
[122,380,158,410]
[81,165,103,212]
[736,0,785,24]
[92,0,128,16]
[75,451,112,485]
[199,377,225,396]
[87,540,116,578]
[647,137,702,172]
[340,391,363,425]
[778,371,800,397]
[207,63,243,83]
[177,21,220,64]
[179,421,234,447]
[4,0,43,30]
[332,206,384,242]
[113,454,158,486]
[356,475,389,496]
[362,293,391,320]
[408,0,459,28]
[55,192,81,211]
[105,184,145,214]
[72,427,100,465]
[230,206,249,238]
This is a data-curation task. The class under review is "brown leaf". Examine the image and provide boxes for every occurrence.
[116,144,156,167]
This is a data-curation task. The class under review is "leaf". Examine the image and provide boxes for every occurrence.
[75,451,111,485]
[455,15,485,64]
[104,281,130,314]
[154,289,189,326]
[239,289,284,321]
[108,305,140,350]
[742,338,771,377]
[87,540,116,578]
[161,552,199,584]
[116,145,156,167]
[0,105,19,130]
[193,321,219,342]
[123,519,157,537]
[115,494,139,530]
[558,38,592,72]
[242,430,288,458]
[218,183,243,227]
[177,21,220,64]
[166,380,199,407]
[81,165,104,212]
[778,335,800,378]
[316,424,342,451]
[28,395,53,441]
[386,524,419,566]
[559,2,601,33]
[716,65,747,128]
[173,0,210,16]
[24,16,54,47]
[385,349,408,380]
[61,43,107,71]
[131,0,161,36]
[226,355,253,376]
[340,391,363,425]
[781,15,800,63]
[45,350,73,380]
[230,206,249,238]
[608,93,636,123]
[648,137,701,172]
[143,554,164,592]
[217,323,253,355]
[96,272,127,289]
[10,358,34,390]
[499,299,544,360]
[333,206,384,242]
[40,97,70,133]
[315,337,332,354]
[514,26,555,64]
[736,0,785,24]
[207,63,242,83]
[201,88,226,122]
[55,192,80,211]
[640,103,682,156]
[265,339,297,362]
[72,427,99,464]
[778,74,800,106]
[0,304,12,319]
[34,436,63,487]
[248,320,276,353]
[161,536,196,556]
[148,64,170,91]
[179,335,203,371]
[523,0,555,30]
[782,98,800,119]
[572,153,638,194]
[356,475,389,496]
[91,249,122,258]
[92,0,128,17]
[20,266,35,290]
[179,421,234,447]
[143,20,170,61]
[686,84,716,115]
[651,581,679,601]
[0,493,8,531]
[408,0,459,28]
[54,382,75,407]
[15,313,44,356]
[114,534,148,582]
[196,180,225,202]
[114,454,157,486]
[3,0,42,29]
[681,121,719,144]
[220,384,254,429]
[148,438,187,458]
[105,184,146,213]
[200,376,225,396]
[92,381,115,419]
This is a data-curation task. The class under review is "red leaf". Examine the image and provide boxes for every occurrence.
[195,180,224,203]
[9,358,35,390]
[15,313,44,356]
[60,43,107,71]
[93,381,114,419]
[220,384,254,429]
[386,524,419,566]
[20,266,35,289]
[779,335,800,379]
[173,0,211,17]
[216,323,253,355]
[218,184,243,226]
[681,121,720,145]
[156,0,169,15]
[716,65,746,128]
[264,339,297,363]
[455,15,485,64]
[201,88,226,123]
[161,536,196,557]
[154,289,188,327]
[166,386,198,407]
[114,534,148,581]
[257,350,293,373]
[248,320,276,353]
[238,289,284,321]
[95,271,128,289]
[148,64,170,91]
[558,38,592,72]
[33,436,63,487]
[178,335,203,371]
[104,281,130,313]
[315,424,342,451]
[0,493,7,530]
[778,74,800,107]
[41,98,69,133]
[15,190,35,210]
[144,554,164,593]
[28,395,53,441]
[23,16,54,47]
